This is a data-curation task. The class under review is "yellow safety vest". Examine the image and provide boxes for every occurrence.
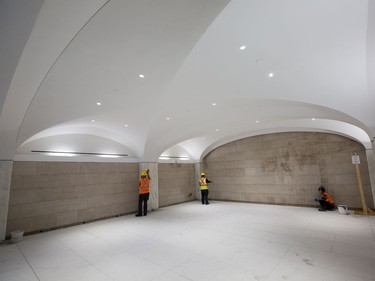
[199,178,208,190]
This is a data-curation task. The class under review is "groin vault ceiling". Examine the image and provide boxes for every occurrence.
[1,0,374,163]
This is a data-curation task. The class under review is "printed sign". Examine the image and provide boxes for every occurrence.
[351,154,360,165]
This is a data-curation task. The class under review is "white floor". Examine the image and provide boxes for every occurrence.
[1,201,375,281]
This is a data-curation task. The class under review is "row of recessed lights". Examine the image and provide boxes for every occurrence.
[164,102,218,121]
[93,67,293,128]
[239,45,274,78]
[92,101,131,127]
[90,74,145,125]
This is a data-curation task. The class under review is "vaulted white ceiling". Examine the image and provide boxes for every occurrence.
[1,0,374,163]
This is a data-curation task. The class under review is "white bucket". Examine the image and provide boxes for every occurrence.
[338,205,349,215]
[11,230,24,243]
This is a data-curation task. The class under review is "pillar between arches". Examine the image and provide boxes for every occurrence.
[0,161,12,241]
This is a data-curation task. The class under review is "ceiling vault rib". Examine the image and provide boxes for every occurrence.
[16,0,111,144]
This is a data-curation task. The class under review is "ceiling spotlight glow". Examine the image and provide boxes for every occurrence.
[212,103,216,106]
[91,119,95,122]
[312,118,316,121]
[256,120,259,123]
[240,45,246,50]
[216,128,219,132]
[166,117,171,120]
[124,124,128,127]
[139,74,145,78]
[268,73,274,78]
[96,102,101,106]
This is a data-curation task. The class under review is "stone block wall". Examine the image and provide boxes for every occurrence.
[159,163,196,207]
[6,162,139,236]
[204,132,373,209]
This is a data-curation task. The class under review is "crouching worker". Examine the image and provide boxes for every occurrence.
[315,186,335,211]
[136,169,150,217]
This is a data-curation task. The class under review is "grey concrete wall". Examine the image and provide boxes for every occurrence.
[6,162,139,236]
[159,163,196,207]
[0,161,12,240]
[204,132,373,209]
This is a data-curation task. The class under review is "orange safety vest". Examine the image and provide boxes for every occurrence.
[139,178,150,194]
[322,192,334,204]
[199,178,208,190]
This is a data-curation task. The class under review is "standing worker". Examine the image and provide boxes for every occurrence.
[199,172,211,205]
[136,169,151,217]
[315,186,335,211]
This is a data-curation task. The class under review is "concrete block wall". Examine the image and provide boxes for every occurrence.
[6,162,139,236]
[159,163,196,207]
[204,132,373,209]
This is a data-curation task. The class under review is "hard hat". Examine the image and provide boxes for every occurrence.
[200,172,205,176]
[141,171,147,177]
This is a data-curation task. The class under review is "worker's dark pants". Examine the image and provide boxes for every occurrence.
[138,193,150,215]
[319,200,335,210]
[201,189,209,205]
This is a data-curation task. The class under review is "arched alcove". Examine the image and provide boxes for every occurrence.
[203,132,373,209]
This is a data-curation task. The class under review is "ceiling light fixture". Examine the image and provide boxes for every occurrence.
[216,128,219,132]
[96,102,101,106]
[256,120,259,123]
[32,150,128,157]
[240,45,246,50]
[47,152,76,157]
[166,117,171,120]
[139,74,145,78]
[91,119,95,122]
[268,73,274,78]
[159,155,189,160]
[312,118,316,121]
[212,102,217,106]
[124,124,128,127]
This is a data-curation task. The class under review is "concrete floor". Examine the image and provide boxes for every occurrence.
[1,201,375,281]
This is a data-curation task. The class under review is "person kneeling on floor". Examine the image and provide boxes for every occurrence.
[315,186,335,212]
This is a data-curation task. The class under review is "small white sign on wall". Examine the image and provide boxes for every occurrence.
[351,154,360,165]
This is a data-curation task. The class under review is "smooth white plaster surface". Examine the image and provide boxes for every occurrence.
[1,201,375,281]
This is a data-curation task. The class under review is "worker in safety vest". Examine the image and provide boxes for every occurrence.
[199,172,211,205]
[136,169,151,217]
[315,186,335,211]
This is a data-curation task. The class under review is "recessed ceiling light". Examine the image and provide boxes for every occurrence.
[124,124,128,127]
[139,74,145,78]
[312,118,316,121]
[268,73,274,78]
[96,102,101,106]
[166,117,171,120]
[97,154,121,158]
[256,120,259,123]
[212,102,216,106]
[240,45,246,50]
[47,152,76,157]
[216,128,219,132]
[91,119,95,122]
